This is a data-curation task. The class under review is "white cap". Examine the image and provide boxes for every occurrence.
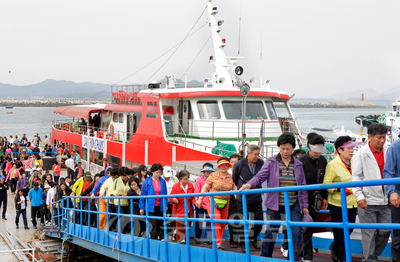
[163,165,173,178]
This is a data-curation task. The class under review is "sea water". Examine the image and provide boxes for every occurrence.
[0,106,389,141]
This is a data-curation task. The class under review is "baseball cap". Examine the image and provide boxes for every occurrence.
[84,172,92,179]
[163,166,173,178]
[0,175,5,179]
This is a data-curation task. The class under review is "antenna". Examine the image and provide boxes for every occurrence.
[238,0,242,55]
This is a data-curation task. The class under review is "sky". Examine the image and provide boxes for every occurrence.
[1,0,400,98]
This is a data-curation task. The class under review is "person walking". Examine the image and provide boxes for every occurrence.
[239,134,309,261]
[127,176,145,236]
[15,189,29,229]
[65,154,75,179]
[28,181,44,229]
[193,163,213,244]
[139,163,168,241]
[17,171,30,196]
[6,163,21,193]
[111,167,131,233]
[352,123,391,262]
[99,168,120,231]
[92,166,113,229]
[169,170,194,243]
[0,175,9,220]
[52,161,61,183]
[383,135,400,262]
[73,172,93,226]
[196,157,237,250]
[232,145,264,252]
[297,133,329,262]
[323,136,360,262]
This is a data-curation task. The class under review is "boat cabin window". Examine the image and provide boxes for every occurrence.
[71,144,79,152]
[82,148,88,162]
[222,101,267,120]
[93,151,104,166]
[274,102,292,119]
[101,112,111,130]
[107,154,121,168]
[113,113,118,123]
[197,101,221,119]
[265,101,278,120]
[394,106,398,112]
[118,113,124,123]
[146,102,158,118]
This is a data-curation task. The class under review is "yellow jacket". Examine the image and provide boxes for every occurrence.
[72,177,93,203]
[100,177,117,204]
[111,177,130,206]
[323,156,357,208]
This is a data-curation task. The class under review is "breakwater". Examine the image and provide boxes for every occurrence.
[0,98,111,107]
[282,100,384,108]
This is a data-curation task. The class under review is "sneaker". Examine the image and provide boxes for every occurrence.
[252,241,261,250]
[240,244,246,253]
[180,240,186,244]
[45,221,52,226]
[230,242,238,248]
[2,217,7,220]
[40,223,45,227]
[281,247,288,258]
[33,226,37,229]
[16,225,19,229]
[204,241,212,245]
[195,238,200,244]
[216,244,224,250]
[24,226,30,230]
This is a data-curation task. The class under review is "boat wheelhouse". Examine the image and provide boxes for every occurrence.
[51,0,302,174]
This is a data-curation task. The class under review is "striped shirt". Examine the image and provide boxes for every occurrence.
[276,154,297,206]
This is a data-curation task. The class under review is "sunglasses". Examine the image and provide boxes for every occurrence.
[142,170,147,172]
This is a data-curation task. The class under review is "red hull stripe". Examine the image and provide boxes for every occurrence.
[54,106,104,118]
[104,104,143,112]
[158,90,282,99]
[280,94,290,99]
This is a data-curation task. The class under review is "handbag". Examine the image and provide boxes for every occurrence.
[214,198,228,209]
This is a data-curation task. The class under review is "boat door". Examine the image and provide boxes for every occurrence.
[126,113,135,140]
[178,100,190,134]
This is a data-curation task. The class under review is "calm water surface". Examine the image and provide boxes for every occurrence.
[0,106,389,141]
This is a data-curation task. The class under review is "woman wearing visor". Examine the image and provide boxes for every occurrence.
[323,136,361,262]
[196,156,237,250]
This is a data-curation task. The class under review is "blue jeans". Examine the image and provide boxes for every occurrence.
[261,201,302,261]
[16,209,28,227]
[195,207,212,242]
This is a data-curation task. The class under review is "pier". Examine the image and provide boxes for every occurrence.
[0,99,111,107]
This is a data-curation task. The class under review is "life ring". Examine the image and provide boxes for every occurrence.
[110,124,114,134]
[281,117,290,129]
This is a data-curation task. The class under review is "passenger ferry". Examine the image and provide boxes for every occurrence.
[51,0,303,175]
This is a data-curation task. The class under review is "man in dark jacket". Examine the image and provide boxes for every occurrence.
[0,175,9,220]
[232,144,264,252]
[297,133,328,262]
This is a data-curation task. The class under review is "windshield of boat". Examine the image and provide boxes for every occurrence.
[197,101,221,119]
[222,101,267,120]
[274,102,293,119]
[265,101,278,120]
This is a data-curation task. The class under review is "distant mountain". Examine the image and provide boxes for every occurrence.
[0,80,112,99]
[0,79,206,99]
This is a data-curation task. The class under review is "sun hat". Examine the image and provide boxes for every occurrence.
[44,184,51,189]
[339,141,363,149]
[201,166,215,172]
[309,144,329,153]
[217,159,232,168]
[163,166,173,178]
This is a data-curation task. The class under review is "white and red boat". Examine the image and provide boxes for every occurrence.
[51,1,301,175]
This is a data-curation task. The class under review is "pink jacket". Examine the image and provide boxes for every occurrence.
[194,175,208,209]
[6,168,21,182]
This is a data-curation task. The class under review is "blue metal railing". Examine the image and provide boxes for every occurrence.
[49,177,400,262]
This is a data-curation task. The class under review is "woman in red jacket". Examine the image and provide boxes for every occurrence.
[169,170,194,243]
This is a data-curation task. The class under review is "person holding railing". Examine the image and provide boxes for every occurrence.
[239,133,309,261]
[383,135,400,262]
[100,168,120,231]
[56,182,72,230]
[232,145,264,253]
[169,170,194,244]
[127,176,145,236]
[228,154,241,249]
[297,133,329,262]
[196,156,237,250]
[71,172,93,224]
[323,135,359,262]
[111,167,131,233]
[80,173,101,228]
[193,163,213,244]
[139,163,168,241]
[352,123,391,262]
[92,166,113,230]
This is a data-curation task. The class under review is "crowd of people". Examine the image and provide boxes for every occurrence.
[1,124,400,262]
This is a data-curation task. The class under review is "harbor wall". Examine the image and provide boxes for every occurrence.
[285,100,385,108]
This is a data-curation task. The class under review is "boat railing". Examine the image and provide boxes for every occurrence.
[49,177,400,262]
[53,119,134,143]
